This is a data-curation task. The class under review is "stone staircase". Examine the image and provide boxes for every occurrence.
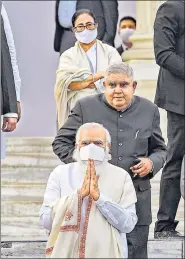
[1,137,184,253]
[1,240,184,258]
[1,137,61,241]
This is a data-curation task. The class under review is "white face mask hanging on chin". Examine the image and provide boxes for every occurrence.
[75,28,98,44]
[79,143,105,164]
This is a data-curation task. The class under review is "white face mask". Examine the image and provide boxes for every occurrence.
[79,143,105,163]
[120,28,135,42]
[75,28,98,44]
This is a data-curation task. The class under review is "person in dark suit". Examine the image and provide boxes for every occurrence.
[52,62,167,258]
[117,16,136,56]
[54,0,118,54]
[1,14,18,132]
[153,0,185,239]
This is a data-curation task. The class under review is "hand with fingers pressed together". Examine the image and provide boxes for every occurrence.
[80,159,100,201]
[130,157,153,177]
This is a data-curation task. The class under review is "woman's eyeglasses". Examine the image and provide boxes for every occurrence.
[73,23,97,32]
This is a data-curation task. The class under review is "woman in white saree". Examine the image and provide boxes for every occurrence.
[55,9,122,128]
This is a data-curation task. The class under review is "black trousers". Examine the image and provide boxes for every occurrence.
[127,225,149,258]
[155,111,185,232]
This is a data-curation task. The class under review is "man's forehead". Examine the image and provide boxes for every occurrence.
[120,19,136,27]
[107,73,131,81]
[79,127,106,139]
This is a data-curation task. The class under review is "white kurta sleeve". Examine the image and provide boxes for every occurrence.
[108,46,122,64]
[39,168,61,230]
[96,194,137,233]
[1,4,21,101]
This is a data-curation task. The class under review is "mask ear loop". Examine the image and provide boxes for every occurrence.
[105,142,112,161]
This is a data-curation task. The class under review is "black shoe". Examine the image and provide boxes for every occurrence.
[154,228,184,239]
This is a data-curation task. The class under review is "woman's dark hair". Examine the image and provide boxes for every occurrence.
[72,9,96,27]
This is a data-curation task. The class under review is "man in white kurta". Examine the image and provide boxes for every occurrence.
[40,123,137,258]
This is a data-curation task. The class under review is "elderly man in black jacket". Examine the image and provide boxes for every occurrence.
[52,62,167,258]
[54,0,118,54]
[153,0,185,239]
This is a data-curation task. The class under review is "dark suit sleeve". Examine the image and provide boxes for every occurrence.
[154,2,185,79]
[101,0,118,46]
[148,106,167,178]
[116,46,124,56]
[1,16,17,115]
[54,0,63,52]
[52,101,83,163]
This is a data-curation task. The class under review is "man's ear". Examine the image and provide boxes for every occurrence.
[133,81,137,90]
[96,23,99,29]
[108,143,111,150]
[103,81,106,87]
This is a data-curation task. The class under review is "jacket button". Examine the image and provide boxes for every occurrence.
[119,129,123,132]
[119,143,123,146]
[118,157,122,160]
[119,114,123,118]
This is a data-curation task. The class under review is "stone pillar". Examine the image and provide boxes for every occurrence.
[122,1,167,139]
[122,1,166,85]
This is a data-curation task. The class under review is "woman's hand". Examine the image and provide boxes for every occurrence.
[87,82,96,89]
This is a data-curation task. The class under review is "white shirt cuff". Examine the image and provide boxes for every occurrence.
[3,113,18,118]
[95,193,106,206]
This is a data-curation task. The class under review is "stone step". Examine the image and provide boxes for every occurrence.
[5,137,54,154]
[2,201,41,217]
[2,194,175,207]
[1,217,48,241]
[1,168,52,184]
[1,153,61,168]
[1,166,161,185]
[1,182,183,219]
[1,240,184,258]
[1,202,184,240]
[1,214,184,242]
[1,185,46,201]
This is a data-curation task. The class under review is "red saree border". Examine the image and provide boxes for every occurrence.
[79,196,93,259]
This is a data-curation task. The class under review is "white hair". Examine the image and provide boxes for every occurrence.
[75,122,111,144]
[73,122,112,163]
[105,62,134,81]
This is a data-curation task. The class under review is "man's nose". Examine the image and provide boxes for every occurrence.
[114,86,122,93]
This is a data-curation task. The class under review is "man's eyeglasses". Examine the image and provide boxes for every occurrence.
[73,23,97,33]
